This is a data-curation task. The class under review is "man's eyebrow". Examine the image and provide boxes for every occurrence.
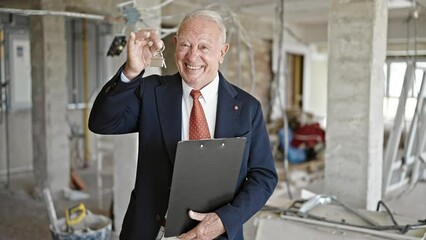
[176,36,213,43]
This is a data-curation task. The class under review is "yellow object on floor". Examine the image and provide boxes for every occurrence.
[65,203,86,227]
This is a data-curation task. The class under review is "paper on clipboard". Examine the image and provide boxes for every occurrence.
[164,137,247,237]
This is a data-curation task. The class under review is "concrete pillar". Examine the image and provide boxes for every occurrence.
[30,0,70,195]
[325,0,387,210]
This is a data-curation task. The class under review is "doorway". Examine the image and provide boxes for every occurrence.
[286,53,304,111]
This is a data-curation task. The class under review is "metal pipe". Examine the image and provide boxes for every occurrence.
[297,195,380,227]
[71,20,78,106]
[0,8,105,21]
[280,214,425,240]
[277,0,292,200]
[3,81,9,189]
[298,194,333,214]
[0,29,11,189]
[82,19,90,166]
[0,29,4,125]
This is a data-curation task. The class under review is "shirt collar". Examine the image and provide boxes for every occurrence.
[182,73,219,103]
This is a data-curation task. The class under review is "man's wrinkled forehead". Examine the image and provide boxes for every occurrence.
[176,20,224,44]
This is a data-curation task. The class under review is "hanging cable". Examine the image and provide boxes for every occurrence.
[202,4,257,93]
[276,0,292,200]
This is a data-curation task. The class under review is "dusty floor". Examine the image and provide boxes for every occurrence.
[0,159,425,240]
[0,166,113,240]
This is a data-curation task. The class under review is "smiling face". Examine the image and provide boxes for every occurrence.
[173,16,229,90]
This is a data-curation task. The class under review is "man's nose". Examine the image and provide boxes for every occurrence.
[186,47,199,60]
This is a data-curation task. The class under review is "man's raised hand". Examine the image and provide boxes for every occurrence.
[123,30,164,80]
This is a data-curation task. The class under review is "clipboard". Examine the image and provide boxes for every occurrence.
[164,137,247,237]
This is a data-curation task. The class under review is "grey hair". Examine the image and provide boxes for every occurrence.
[177,9,227,43]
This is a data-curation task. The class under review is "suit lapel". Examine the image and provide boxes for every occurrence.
[155,72,240,163]
[156,74,182,165]
[214,73,242,138]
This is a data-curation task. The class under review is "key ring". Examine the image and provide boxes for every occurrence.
[157,43,165,53]
[150,43,167,68]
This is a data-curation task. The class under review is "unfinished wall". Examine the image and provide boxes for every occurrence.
[0,110,33,179]
[0,0,123,188]
[224,37,273,118]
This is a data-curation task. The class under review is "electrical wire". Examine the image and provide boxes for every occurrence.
[280,208,426,234]
[203,4,257,93]
[261,200,426,235]
[376,200,399,226]
[277,0,293,200]
[0,7,105,21]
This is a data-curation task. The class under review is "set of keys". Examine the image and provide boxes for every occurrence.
[107,32,167,68]
[150,44,167,68]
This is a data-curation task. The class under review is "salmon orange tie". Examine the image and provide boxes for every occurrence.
[189,89,211,140]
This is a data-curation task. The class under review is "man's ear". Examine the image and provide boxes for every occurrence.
[219,43,230,64]
[173,35,178,46]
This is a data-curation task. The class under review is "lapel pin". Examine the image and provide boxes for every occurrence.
[234,105,239,110]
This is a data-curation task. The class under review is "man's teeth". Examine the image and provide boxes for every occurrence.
[186,65,201,70]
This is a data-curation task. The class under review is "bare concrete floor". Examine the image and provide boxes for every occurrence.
[0,166,113,240]
[0,161,425,240]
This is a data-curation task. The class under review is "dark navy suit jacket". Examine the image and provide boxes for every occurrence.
[89,68,278,240]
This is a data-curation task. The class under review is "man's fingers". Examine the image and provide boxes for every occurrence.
[180,212,225,240]
[153,40,165,52]
[145,39,164,52]
[133,30,150,40]
[179,231,197,240]
[125,29,163,74]
[132,30,162,48]
[128,31,147,50]
[188,210,206,221]
[128,32,135,46]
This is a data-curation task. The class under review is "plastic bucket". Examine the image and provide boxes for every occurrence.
[50,212,111,240]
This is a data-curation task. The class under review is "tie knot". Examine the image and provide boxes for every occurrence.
[190,89,202,100]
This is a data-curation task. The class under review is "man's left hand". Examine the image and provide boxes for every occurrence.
[179,210,225,240]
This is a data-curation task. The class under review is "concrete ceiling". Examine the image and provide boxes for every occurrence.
[161,0,426,46]
[171,0,426,25]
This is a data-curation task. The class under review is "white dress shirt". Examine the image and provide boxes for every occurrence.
[181,75,218,140]
[120,72,219,140]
